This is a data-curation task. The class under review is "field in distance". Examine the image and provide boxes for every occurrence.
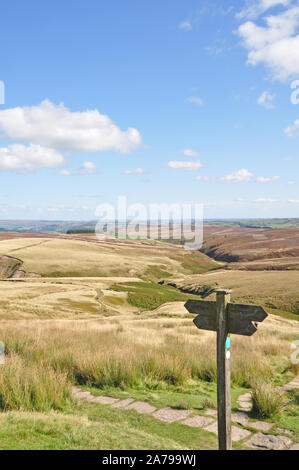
[0,232,219,279]
[201,225,299,271]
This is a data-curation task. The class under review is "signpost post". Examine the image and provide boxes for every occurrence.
[184,289,268,450]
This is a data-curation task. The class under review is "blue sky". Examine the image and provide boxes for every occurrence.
[0,0,299,220]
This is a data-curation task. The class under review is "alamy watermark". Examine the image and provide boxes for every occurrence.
[95,196,203,250]
[0,81,4,105]
[0,341,4,364]
[290,340,299,365]
[290,80,299,105]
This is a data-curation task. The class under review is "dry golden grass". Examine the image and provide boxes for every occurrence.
[0,236,218,278]
[0,303,297,411]
[172,270,299,316]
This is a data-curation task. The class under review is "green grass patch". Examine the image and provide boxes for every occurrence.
[0,399,220,450]
[170,252,222,275]
[110,281,200,310]
[144,265,173,280]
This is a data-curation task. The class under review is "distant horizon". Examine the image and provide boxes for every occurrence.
[0,217,298,223]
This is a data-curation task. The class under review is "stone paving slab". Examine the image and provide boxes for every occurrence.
[112,398,135,408]
[238,403,252,411]
[237,393,252,402]
[90,396,119,405]
[289,443,299,450]
[281,376,299,391]
[70,384,297,451]
[181,415,215,428]
[74,391,94,400]
[153,407,193,423]
[246,433,293,450]
[204,421,251,442]
[249,421,274,432]
[275,428,294,436]
[204,409,217,417]
[126,401,157,414]
[231,412,249,426]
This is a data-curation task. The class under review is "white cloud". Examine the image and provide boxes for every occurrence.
[288,180,295,184]
[196,175,214,182]
[256,175,280,182]
[0,100,142,153]
[179,21,192,31]
[254,197,278,203]
[221,168,253,183]
[183,148,200,157]
[168,160,203,171]
[284,155,294,160]
[186,96,204,105]
[80,161,98,175]
[237,5,299,81]
[60,169,71,176]
[284,119,299,136]
[123,167,144,174]
[237,0,290,20]
[196,171,280,184]
[0,144,65,172]
[288,198,299,203]
[257,90,276,108]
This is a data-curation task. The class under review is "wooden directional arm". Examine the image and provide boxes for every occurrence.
[227,303,268,336]
[185,299,268,336]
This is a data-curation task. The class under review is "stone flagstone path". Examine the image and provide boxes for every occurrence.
[72,375,298,450]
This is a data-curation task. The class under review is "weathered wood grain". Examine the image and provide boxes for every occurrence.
[216,290,232,451]
[185,299,268,336]
[227,303,267,336]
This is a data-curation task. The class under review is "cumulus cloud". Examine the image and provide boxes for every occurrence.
[257,90,276,108]
[284,119,299,136]
[80,161,98,175]
[168,160,203,171]
[186,96,204,105]
[237,4,299,81]
[288,199,299,203]
[0,144,65,172]
[256,175,280,182]
[183,149,200,157]
[123,167,144,174]
[221,168,253,183]
[0,100,142,153]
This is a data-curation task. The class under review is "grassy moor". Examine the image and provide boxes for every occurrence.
[0,222,298,450]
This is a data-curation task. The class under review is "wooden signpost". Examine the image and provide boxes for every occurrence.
[184,289,268,450]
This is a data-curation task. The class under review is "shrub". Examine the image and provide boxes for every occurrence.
[251,381,284,418]
[0,354,71,411]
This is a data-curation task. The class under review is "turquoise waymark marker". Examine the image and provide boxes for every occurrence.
[226,337,231,349]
